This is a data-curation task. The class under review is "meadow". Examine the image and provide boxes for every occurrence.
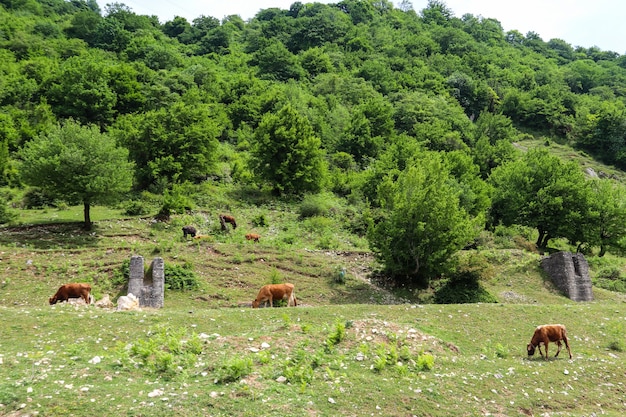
[0,205,625,417]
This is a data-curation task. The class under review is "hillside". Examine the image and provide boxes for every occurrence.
[1,208,625,416]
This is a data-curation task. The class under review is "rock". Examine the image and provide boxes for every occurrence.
[540,252,593,301]
[116,293,140,311]
[95,294,114,308]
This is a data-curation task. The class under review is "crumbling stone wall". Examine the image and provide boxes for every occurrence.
[127,255,164,308]
[540,251,594,301]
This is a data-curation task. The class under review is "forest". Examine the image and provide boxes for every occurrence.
[2,0,626,290]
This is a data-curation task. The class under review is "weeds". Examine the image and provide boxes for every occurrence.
[215,356,253,384]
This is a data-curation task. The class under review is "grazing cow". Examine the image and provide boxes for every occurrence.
[245,233,261,242]
[182,225,197,238]
[219,214,237,230]
[252,283,297,308]
[527,324,572,360]
[49,283,92,305]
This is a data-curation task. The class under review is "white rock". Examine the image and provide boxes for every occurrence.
[148,389,164,398]
[328,397,336,404]
[276,376,287,383]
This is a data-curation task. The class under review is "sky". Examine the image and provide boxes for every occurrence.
[95,0,625,54]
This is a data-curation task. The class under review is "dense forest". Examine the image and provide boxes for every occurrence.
[2,0,626,288]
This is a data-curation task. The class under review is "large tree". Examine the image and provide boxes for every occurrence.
[368,152,482,287]
[251,103,327,195]
[489,147,589,248]
[19,120,133,230]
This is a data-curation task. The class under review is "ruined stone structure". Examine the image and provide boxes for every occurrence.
[127,255,165,308]
[540,251,594,302]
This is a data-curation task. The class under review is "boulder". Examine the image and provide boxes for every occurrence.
[116,293,140,311]
[540,251,594,301]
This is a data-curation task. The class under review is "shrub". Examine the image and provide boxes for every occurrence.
[124,200,150,216]
[416,353,434,371]
[22,187,56,208]
[165,262,200,290]
[299,193,338,219]
[0,197,16,224]
[215,356,253,383]
[128,327,203,380]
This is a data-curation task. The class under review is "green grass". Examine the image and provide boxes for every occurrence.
[0,206,625,416]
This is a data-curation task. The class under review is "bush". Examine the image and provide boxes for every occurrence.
[434,279,498,304]
[299,193,340,219]
[22,187,56,208]
[165,262,200,290]
[124,200,151,216]
[215,356,253,383]
[0,197,16,224]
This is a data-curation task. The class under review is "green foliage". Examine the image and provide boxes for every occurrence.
[128,326,203,380]
[158,183,194,219]
[368,152,483,287]
[251,104,327,195]
[489,148,590,248]
[299,193,337,219]
[123,200,151,216]
[165,262,200,291]
[215,356,253,384]
[0,196,17,225]
[0,383,19,408]
[416,353,435,371]
[18,120,134,229]
[325,320,346,352]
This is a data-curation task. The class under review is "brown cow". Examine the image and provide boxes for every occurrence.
[527,324,572,360]
[219,214,237,230]
[252,283,297,308]
[49,283,92,305]
[245,233,261,242]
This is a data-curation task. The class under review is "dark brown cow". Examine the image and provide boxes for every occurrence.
[527,324,572,360]
[182,225,197,238]
[219,214,237,230]
[245,233,261,242]
[49,283,92,305]
[252,283,297,308]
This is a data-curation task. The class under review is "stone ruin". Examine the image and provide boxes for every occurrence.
[540,251,594,302]
[127,255,165,308]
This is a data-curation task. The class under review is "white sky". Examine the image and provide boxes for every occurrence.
[95,1,625,54]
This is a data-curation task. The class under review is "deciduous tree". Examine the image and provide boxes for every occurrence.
[18,120,133,229]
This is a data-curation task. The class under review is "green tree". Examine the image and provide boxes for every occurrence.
[586,179,626,256]
[489,148,589,248]
[44,53,117,126]
[18,120,133,229]
[368,152,481,287]
[251,103,327,195]
[111,93,221,190]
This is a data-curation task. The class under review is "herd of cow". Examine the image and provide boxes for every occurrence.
[182,214,261,243]
[47,211,574,361]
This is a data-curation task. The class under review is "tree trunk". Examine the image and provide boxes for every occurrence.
[536,230,545,247]
[599,244,606,257]
[83,202,92,230]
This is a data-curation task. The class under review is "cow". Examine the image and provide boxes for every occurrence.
[182,225,197,238]
[49,283,92,305]
[527,324,572,360]
[252,283,297,308]
[245,233,261,242]
[219,214,237,230]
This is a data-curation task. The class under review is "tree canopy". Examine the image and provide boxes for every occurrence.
[19,120,134,229]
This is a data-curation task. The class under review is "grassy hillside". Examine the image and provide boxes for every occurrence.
[1,204,625,416]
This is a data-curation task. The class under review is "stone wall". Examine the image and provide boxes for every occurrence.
[127,255,164,308]
[540,251,594,302]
